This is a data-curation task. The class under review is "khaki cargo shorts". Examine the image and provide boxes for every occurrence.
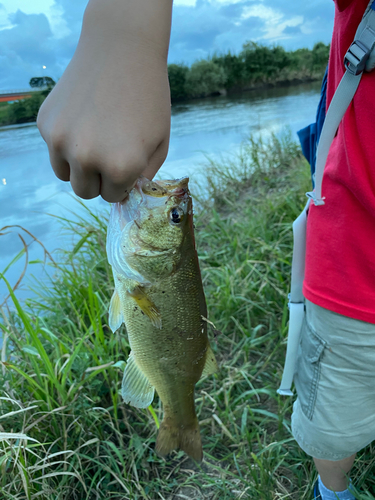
[291,299,375,461]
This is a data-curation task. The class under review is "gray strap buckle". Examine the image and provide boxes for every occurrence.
[344,40,371,75]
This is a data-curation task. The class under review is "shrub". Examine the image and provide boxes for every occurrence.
[212,51,244,89]
[311,42,330,71]
[7,93,46,124]
[168,63,189,100]
[185,60,227,98]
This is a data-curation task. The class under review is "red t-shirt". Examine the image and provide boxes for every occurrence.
[303,0,375,323]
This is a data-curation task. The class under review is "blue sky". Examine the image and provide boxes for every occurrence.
[0,0,335,91]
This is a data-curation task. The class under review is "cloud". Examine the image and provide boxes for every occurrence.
[0,0,335,90]
[51,0,87,34]
[0,3,8,29]
[174,0,197,5]
[169,0,333,65]
[0,10,56,89]
[169,1,267,63]
[283,25,302,36]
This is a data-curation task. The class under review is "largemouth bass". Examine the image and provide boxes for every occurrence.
[106,176,218,462]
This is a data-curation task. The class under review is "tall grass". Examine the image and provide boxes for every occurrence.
[1,133,375,499]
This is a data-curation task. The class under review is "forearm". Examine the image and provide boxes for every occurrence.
[82,0,173,61]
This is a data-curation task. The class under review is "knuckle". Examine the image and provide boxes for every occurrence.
[107,153,147,184]
[70,181,98,200]
[50,129,68,154]
[72,188,91,200]
[106,164,130,185]
[75,149,95,171]
[53,166,70,182]
[101,192,119,203]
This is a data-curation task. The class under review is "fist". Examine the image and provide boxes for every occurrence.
[37,26,171,202]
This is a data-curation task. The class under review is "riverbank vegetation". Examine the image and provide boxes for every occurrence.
[0,77,55,127]
[1,132,374,499]
[0,93,46,126]
[0,42,329,127]
[169,41,330,100]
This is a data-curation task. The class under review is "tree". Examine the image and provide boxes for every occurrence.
[311,42,330,72]
[238,42,296,83]
[212,51,244,89]
[168,64,189,100]
[29,77,56,90]
[7,93,46,124]
[185,60,227,98]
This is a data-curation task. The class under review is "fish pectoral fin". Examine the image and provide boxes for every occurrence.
[109,290,124,333]
[122,352,155,408]
[127,285,162,329]
[201,344,218,377]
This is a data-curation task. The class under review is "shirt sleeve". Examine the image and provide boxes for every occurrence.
[335,0,356,12]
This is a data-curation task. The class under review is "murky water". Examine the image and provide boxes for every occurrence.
[0,82,321,304]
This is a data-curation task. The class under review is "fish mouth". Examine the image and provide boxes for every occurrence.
[117,177,190,227]
[106,177,191,283]
[153,178,190,199]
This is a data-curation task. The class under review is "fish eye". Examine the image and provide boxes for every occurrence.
[169,207,184,224]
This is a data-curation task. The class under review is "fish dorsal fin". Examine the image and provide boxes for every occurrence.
[122,352,155,408]
[201,344,218,377]
[109,290,124,333]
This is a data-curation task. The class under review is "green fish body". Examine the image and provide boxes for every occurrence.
[106,177,217,461]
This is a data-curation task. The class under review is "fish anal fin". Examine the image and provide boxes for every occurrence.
[155,418,202,463]
[201,344,218,377]
[122,352,155,408]
[127,285,162,329]
[109,290,124,333]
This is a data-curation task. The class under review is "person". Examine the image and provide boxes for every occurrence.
[37,0,173,203]
[37,1,374,499]
[292,0,375,499]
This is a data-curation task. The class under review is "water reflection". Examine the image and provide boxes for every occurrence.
[0,82,321,303]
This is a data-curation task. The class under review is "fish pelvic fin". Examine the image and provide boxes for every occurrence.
[121,352,155,408]
[109,289,124,333]
[201,344,218,377]
[127,285,162,329]
[155,417,203,463]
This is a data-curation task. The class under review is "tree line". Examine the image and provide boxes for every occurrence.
[0,77,56,126]
[0,42,329,126]
[169,41,330,100]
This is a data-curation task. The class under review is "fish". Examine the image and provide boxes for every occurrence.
[106,176,218,462]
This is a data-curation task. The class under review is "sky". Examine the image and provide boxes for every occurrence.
[0,0,335,91]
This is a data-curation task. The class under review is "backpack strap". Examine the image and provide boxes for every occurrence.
[307,0,375,206]
[277,0,375,396]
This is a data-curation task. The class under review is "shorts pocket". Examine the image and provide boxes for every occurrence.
[294,317,326,421]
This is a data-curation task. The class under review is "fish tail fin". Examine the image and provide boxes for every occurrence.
[179,419,202,462]
[155,422,180,459]
[155,417,202,463]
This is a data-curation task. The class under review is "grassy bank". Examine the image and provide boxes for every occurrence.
[1,133,374,499]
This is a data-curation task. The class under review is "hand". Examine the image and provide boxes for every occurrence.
[37,0,172,203]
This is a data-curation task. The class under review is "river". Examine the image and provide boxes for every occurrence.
[0,82,321,305]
